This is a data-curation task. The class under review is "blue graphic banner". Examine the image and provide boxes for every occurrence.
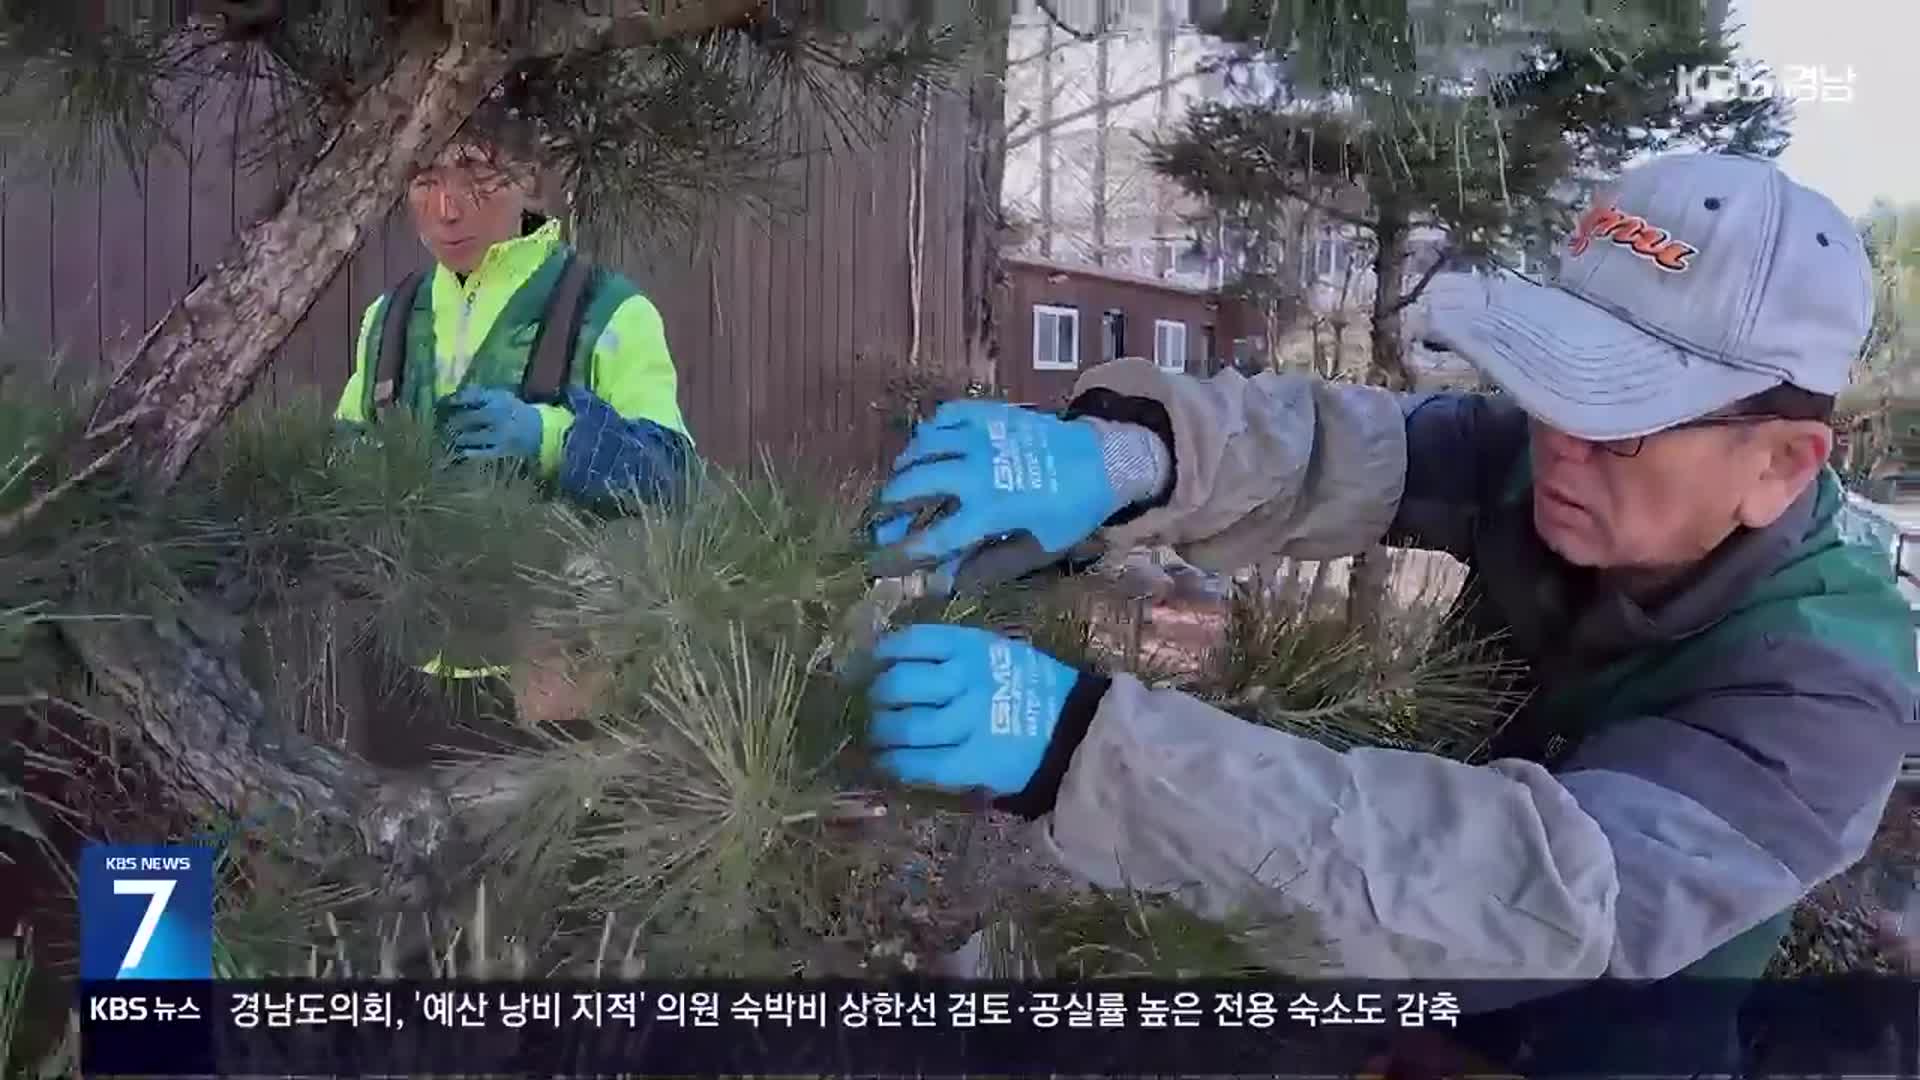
[77,844,214,981]
[76,976,1920,1076]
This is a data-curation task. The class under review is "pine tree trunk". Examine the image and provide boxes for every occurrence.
[77,33,513,490]
[58,613,536,900]
[962,0,1010,391]
[28,25,522,895]
[18,0,775,916]
[1364,209,1413,392]
[1347,208,1413,635]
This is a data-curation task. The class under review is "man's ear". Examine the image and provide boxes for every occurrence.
[1735,422,1832,529]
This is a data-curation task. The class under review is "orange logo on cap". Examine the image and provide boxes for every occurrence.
[1568,200,1698,272]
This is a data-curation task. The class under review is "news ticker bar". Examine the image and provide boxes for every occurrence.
[78,977,1920,1077]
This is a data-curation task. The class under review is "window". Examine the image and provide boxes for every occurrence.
[1033,305,1080,371]
[1314,233,1343,279]
[1154,319,1188,373]
[1102,309,1126,363]
[1175,243,1212,279]
[1202,324,1216,371]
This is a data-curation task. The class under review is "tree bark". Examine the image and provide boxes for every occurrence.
[1364,208,1413,392]
[1091,0,1109,266]
[1347,207,1412,637]
[78,32,514,491]
[15,0,782,919]
[961,0,1010,391]
[1037,17,1056,260]
[59,612,542,902]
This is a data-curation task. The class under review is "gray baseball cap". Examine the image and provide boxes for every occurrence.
[1416,152,1874,441]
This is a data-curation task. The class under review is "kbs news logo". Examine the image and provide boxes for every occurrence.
[79,844,214,980]
[1675,62,1856,108]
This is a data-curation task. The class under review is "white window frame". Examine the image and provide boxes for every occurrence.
[1154,319,1188,373]
[1313,232,1343,279]
[1033,304,1081,371]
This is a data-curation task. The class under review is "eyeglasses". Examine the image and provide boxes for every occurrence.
[1594,413,1791,458]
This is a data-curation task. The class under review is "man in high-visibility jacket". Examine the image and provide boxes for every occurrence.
[334,123,694,729]
[335,137,694,505]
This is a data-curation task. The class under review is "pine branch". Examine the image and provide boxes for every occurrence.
[200,0,286,35]
[532,0,769,57]
[1033,0,1099,42]
[1388,249,1451,314]
[1006,58,1229,151]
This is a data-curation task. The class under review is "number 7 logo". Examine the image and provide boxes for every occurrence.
[113,879,176,972]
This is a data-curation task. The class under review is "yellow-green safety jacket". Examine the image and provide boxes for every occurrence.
[334,217,696,677]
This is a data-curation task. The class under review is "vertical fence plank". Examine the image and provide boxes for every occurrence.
[747,209,773,464]
[672,229,700,457]
[385,199,424,291]
[3,170,51,365]
[0,154,8,340]
[689,229,720,458]
[345,217,388,386]
[143,86,193,338]
[785,119,819,473]
[49,174,101,376]
[708,214,740,467]
[672,237,710,453]
[761,156,791,468]
[186,82,236,296]
[794,108,822,475]
[828,139,855,472]
[938,93,966,385]
[98,156,148,376]
[739,208,764,464]
[855,124,899,467]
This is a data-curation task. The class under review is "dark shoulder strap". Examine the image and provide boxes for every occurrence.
[521,253,595,405]
[371,269,430,413]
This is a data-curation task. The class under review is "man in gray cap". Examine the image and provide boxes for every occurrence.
[859,150,1917,1004]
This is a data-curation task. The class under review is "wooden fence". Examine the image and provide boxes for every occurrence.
[1,82,981,474]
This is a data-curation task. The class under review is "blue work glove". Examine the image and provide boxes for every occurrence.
[440,386,543,463]
[869,401,1124,584]
[866,623,1078,798]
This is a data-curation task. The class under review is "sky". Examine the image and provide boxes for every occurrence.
[1728,0,1919,217]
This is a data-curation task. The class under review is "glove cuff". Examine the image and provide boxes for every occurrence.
[1081,417,1172,510]
[992,670,1112,820]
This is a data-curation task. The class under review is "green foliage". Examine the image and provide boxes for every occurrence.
[0,1,982,247]
[1855,201,1920,391]
[0,0,187,183]
[2,361,1526,987]
[998,886,1324,979]
[0,927,76,1080]
[1192,581,1524,761]
[1156,0,1791,300]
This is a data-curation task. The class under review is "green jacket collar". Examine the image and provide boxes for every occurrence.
[437,217,564,300]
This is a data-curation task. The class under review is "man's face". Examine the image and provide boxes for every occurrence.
[1529,413,1833,573]
[406,143,531,274]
